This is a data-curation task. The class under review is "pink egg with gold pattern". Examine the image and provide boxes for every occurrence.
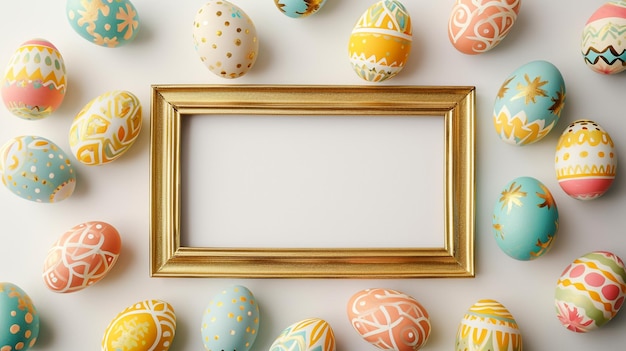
[42,221,121,293]
[347,288,431,351]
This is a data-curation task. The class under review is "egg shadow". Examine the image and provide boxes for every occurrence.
[34,312,56,348]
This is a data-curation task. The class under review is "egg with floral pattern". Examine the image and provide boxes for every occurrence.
[201,285,260,351]
[274,0,327,18]
[492,176,558,260]
[270,318,336,351]
[0,283,39,351]
[581,1,626,74]
[0,135,76,203]
[348,0,412,82]
[66,0,140,47]
[347,288,430,351]
[1,39,66,120]
[493,60,566,145]
[102,299,176,351]
[455,299,522,351]
[555,251,626,332]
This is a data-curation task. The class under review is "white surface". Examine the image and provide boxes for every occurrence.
[0,1,624,350]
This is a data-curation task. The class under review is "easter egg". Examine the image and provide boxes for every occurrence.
[43,221,121,293]
[555,119,616,200]
[1,39,67,120]
[348,0,412,82]
[69,90,142,165]
[555,251,626,332]
[448,0,521,55]
[493,60,566,145]
[0,135,76,203]
[492,176,558,260]
[66,0,140,48]
[269,318,336,351]
[193,0,259,79]
[274,0,327,18]
[201,285,260,351]
[0,283,39,351]
[102,299,176,350]
[347,288,430,351]
[581,1,626,74]
[455,299,522,351]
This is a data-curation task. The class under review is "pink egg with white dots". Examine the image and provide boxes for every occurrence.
[555,251,626,332]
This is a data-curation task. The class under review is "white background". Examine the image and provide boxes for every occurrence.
[0,1,625,350]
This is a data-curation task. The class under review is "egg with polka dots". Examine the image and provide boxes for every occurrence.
[201,285,260,351]
[193,0,259,79]
[0,282,39,351]
[0,135,76,203]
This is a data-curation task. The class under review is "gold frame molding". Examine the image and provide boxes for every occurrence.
[150,85,475,278]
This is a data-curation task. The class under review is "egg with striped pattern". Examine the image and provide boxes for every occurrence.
[455,299,522,351]
[581,0,626,74]
[270,318,336,351]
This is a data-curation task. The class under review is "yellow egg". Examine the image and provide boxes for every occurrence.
[348,0,412,82]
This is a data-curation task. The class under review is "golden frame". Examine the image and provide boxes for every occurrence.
[150,85,475,278]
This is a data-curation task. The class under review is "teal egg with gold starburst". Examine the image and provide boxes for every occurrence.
[66,0,140,48]
[492,176,559,260]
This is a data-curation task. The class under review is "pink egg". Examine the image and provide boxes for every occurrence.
[42,221,121,293]
[347,288,431,351]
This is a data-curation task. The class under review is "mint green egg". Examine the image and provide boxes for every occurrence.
[66,0,140,48]
[0,283,39,351]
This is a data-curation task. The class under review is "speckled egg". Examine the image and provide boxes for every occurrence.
[493,60,566,145]
[1,39,66,120]
[0,136,76,203]
[43,221,121,293]
[201,285,260,351]
[102,299,176,350]
[555,251,626,332]
[66,0,140,48]
[455,299,522,351]
[448,0,521,55]
[348,0,412,82]
[274,0,327,18]
[0,283,39,351]
[555,119,616,200]
[347,288,430,351]
[492,176,558,260]
[193,0,259,79]
[581,1,626,74]
[270,318,336,351]
[69,90,142,165]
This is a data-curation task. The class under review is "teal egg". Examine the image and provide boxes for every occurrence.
[66,0,140,48]
[493,60,566,145]
[0,136,76,203]
[201,285,260,351]
[274,0,327,18]
[0,283,39,351]
[492,176,559,260]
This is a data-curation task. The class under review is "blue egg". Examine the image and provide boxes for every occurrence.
[201,285,260,351]
[0,283,40,351]
[492,176,559,260]
[274,0,327,18]
[493,60,566,145]
[66,0,140,47]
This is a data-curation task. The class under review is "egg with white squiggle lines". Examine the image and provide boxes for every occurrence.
[270,317,336,351]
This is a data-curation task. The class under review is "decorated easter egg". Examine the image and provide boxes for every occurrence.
[492,176,558,260]
[201,285,260,351]
[455,299,522,351]
[193,0,259,79]
[1,39,66,120]
[274,0,327,18]
[269,318,336,351]
[0,283,39,351]
[555,120,616,200]
[66,0,140,48]
[0,135,76,203]
[493,60,566,145]
[69,90,142,165]
[581,1,626,74]
[43,221,121,293]
[348,0,412,82]
[102,299,176,350]
[555,251,626,332]
[448,0,521,55]
[347,288,430,351]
